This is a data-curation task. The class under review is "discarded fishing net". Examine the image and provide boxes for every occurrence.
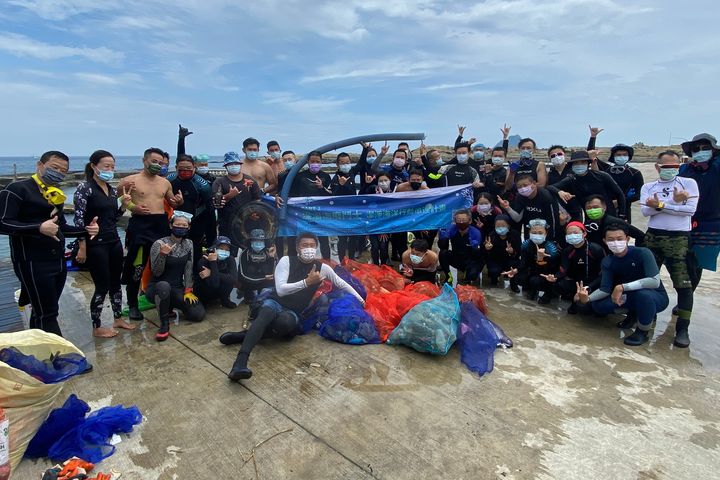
[319,294,380,345]
[0,347,88,384]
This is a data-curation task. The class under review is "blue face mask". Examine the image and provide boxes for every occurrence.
[251,241,265,252]
[520,150,533,160]
[97,169,114,182]
[693,150,712,163]
[659,168,679,181]
[367,156,377,163]
[217,249,231,260]
[492,156,504,166]
[226,165,242,175]
[196,166,209,175]
[473,151,484,160]
[565,233,584,246]
[530,233,546,245]
[409,253,424,264]
[246,151,259,160]
[614,155,629,166]
[159,165,169,177]
[572,163,589,175]
[339,164,352,174]
[284,161,295,170]
[495,226,509,236]
[457,153,469,164]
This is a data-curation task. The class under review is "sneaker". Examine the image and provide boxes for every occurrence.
[623,328,650,346]
[219,331,248,346]
[128,306,144,321]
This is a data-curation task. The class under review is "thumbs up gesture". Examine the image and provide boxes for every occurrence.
[306,264,322,286]
[646,192,661,208]
[86,216,99,239]
[40,213,60,241]
[672,186,690,203]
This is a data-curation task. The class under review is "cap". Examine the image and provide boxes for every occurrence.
[223,151,243,166]
[214,235,232,247]
[249,228,266,240]
[566,221,586,232]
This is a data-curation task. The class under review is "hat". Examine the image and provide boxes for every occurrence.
[681,133,719,156]
[249,228,266,241]
[214,236,232,247]
[528,218,548,228]
[608,144,635,163]
[568,150,591,163]
[193,154,211,163]
[495,214,511,224]
[471,142,485,151]
[566,221,586,232]
[223,151,243,166]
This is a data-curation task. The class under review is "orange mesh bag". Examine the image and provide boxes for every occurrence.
[455,284,488,314]
[404,281,440,298]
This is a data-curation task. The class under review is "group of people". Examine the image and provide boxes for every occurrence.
[0,123,718,381]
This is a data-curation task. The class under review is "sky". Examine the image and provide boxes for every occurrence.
[0,0,717,157]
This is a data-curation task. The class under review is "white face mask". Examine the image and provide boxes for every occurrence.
[299,247,317,262]
[607,240,627,254]
[378,181,390,191]
[551,155,565,167]
[339,164,352,174]
[393,158,405,168]
[492,157,504,166]
[477,203,492,214]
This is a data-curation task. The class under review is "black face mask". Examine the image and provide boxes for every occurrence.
[172,227,189,238]
[410,181,422,190]
[456,222,470,231]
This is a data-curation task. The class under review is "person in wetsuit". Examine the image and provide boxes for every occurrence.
[195,235,238,309]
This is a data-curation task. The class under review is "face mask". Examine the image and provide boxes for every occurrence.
[172,226,189,238]
[551,156,565,167]
[492,157,504,166]
[517,185,533,197]
[586,207,604,220]
[456,222,470,231]
[97,169,114,182]
[435,156,443,166]
[217,249,231,260]
[495,226,509,236]
[477,203,492,214]
[572,163,589,175]
[308,163,321,174]
[473,151,484,160]
[270,151,281,160]
[393,158,405,168]
[178,170,194,181]
[146,163,162,175]
[378,181,390,191]
[299,247,316,262]
[159,165,169,177]
[457,153,469,164]
[530,233,546,245]
[40,167,65,186]
[251,241,265,252]
[226,165,242,175]
[566,233,584,246]
[339,164,352,174]
[614,155,629,166]
[607,240,627,254]
[659,168,679,181]
[246,151,259,160]
[520,150,533,160]
[692,150,712,163]
[367,156,377,163]
[409,253,425,265]
[284,160,296,170]
[196,166,210,175]
[410,181,422,190]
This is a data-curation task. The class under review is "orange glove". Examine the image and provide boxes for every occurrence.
[89,473,112,480]
[59,457,95,478]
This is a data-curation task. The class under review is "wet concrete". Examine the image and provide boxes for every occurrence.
[12,196,720,479]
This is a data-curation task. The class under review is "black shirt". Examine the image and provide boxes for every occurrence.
[294,170,332,197]
[550,170,627,218]
[512,188,562,242]
[557,241,605,289]
[212,175,262,231]
[584,214,645,253]
[73,179,121,245]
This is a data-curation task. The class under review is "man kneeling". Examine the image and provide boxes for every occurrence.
[576,223,669,346]
[220,232,365,381]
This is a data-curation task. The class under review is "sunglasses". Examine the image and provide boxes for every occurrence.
[658,164,680,169]
[549,152,564,159]
[691,145,711,153]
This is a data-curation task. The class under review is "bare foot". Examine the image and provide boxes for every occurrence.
[93,326,118,338]
[113,318,137,330]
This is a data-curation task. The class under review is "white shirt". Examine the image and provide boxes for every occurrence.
[640,176,698,232]
[274,256,365,304]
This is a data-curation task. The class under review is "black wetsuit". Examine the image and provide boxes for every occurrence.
[168,172,214,267]
[0,178,87,335]
[330,170,359,260]
[195,256,238,306]
[212,175,262,254]
[584,213,645,253]
[549,170,627,219]
[238,248,276,302]
[484,230,522,284]
[555,241,605,299]
[511,188,563,242]
[294,170,333,259]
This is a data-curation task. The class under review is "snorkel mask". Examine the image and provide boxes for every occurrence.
[32,173,66,206]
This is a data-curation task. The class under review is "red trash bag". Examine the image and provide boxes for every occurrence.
[405,281,440,298]
[342,259,384,293]
[376,265,405,292]
[394,291,431,318]
[455,285,488,314]
[365,293,401,342]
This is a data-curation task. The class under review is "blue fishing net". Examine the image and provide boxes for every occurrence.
[488,319,513,348]
[457,302,500,376]
[47,404,143,463]
[387,283,460,355]
[333,265,367,300]
[0,347,88,384]
[319,294,380,345]
[25,394,90,458]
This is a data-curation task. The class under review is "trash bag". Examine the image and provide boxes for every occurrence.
[377,265,405,292]
[0,347,88,384]
[488,319,513,348]
[0,330,85,471]
[405,281,440,298]
[299,280,338,334]
[342,259,384,294]
[364,293,401,342]
[457,302,500,376]
[319,295,380,345]
[455,284,488,314]
[394,291,432,318]
[334,265,367,300]
[48,404,143,463]
[25,394,90,459]
[387,284,460,355]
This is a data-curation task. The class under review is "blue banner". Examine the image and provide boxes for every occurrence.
[266,185,474,236]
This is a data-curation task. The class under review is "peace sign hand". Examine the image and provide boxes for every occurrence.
[380,141,389,155]
[484,236,493,250]
[575,281,590,304]
[120,185,134,206]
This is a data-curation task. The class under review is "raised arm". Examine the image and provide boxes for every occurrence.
[177,124,192,157]
[321,263,364,304]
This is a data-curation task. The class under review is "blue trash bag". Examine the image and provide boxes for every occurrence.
[387,283,460,355]
[319,294,380,345]
[334,265,367,300]
[0,347,88,384]
[25,394,90,458]
[457,302,500,377]
[488,319,513,348]
[48,404,143,463]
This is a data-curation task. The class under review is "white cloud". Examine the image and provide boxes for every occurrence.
[74,72,143,86]
[8,0,118,20]
[423,81,487,91]
[0,32,123,64]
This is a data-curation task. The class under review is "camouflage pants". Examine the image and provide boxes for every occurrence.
[644,231,692,289]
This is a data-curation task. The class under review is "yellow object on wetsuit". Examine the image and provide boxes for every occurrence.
[184,289,199,305]
[31,174,66,206]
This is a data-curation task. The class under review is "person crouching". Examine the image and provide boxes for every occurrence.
[195,235,238,309]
